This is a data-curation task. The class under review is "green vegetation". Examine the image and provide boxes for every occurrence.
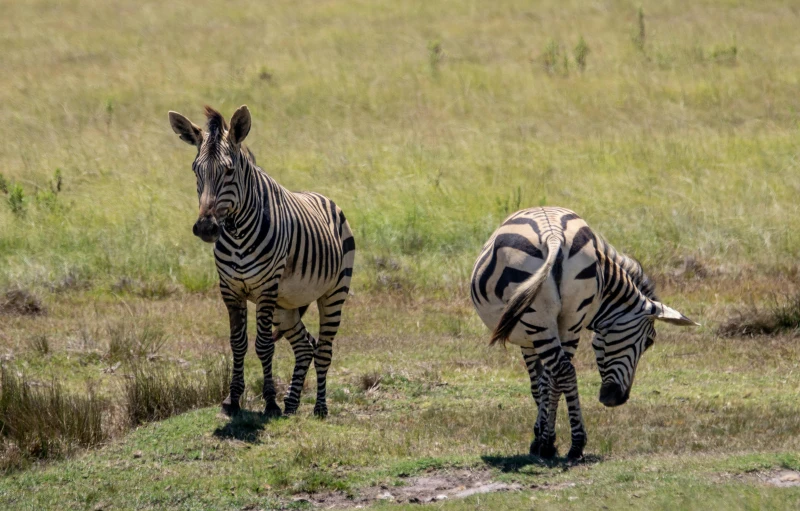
[2,0,800,296]
[1,0,800,509]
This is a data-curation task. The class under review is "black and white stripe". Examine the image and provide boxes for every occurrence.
[471,207,696,459]
[169,105,355,417]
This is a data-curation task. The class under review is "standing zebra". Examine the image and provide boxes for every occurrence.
[471,207,696,459]
[168,105,355,418]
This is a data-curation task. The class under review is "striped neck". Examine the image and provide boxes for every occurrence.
[589,239,657,331]
[222,151,282,241]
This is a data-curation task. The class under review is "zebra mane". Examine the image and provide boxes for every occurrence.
[617,253,658,302]
[598,237,658,302]
[202,106,229,161]
[204,106,228,136]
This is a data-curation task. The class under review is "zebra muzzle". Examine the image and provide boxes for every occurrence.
[193,215,220,243]
[599,382,629,407]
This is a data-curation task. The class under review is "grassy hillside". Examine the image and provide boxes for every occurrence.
[2,0,800,509]
[2,0,800,294]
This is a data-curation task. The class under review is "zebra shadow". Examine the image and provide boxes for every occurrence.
[481,453,604,473]
[212,410,282,443]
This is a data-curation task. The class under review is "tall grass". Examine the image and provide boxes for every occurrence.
[125,359,231,425]
[0,367,107,471]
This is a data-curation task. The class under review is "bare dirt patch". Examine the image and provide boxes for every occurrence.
[723,469,800,488]
[763,470,800,488]
[291,469,524,508]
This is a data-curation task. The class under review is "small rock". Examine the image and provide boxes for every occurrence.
[568,496,578,501]
[781,473,800,482]
[103,362,122,374]
[433,494,448,501]
[377,491,394,501]
[132,450,143,459]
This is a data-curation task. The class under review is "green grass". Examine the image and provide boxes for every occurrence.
[2,0,800,294]
[2,0,800,509]
[1,287,800,508]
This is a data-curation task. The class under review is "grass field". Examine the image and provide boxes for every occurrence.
[1,0,800,509]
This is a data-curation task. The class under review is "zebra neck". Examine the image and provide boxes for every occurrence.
[590,241,655,330]
[224,163,285,242]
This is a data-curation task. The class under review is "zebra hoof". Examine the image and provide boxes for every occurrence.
[567,448,585,462]
[221,397,240,417]
[538,442,557,459]
[283,405,298,416]
[263,402,283,418]
[529,438,541,457]
[313,404,328,418]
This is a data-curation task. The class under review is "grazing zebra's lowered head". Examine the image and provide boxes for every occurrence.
[168,105,255,243]
[587,247,698,408]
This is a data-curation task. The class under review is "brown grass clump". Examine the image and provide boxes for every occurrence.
[125,358,230,426]
[106,318,169,363]
[28,334,50,356]
[358,371,383,392]
[718,293,800,337]
[0,289,45,316]
[0,367,108,472]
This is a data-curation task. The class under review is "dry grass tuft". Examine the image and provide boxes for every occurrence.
[358,371,383,392]
[0,367,108,472]
[125,358,230,426]
[28,335,50,356]
[0,289,45,316]
[718,293,800,337]
[106,318,168,363]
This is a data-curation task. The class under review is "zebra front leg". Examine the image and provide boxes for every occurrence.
[255,295,282,417]
[222,296,248,416]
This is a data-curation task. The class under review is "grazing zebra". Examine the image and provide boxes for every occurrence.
[168,105,355,418]
[471,207,696,459]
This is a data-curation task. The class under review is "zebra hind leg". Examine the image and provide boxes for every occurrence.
[531,370,559,458]
[521,347,544,452]
[282,320,316,416]
[561,338,587,460]
[313,291,349,418]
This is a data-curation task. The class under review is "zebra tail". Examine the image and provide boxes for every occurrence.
[490,236,562,346]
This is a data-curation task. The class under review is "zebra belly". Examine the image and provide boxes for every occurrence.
[275,271,339,310]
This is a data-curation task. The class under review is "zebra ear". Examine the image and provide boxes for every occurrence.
[168,111,203,147]
[650,301,699,327]
[228,105,251,147]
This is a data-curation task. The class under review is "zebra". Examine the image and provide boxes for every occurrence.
[168,105,355,418]
[470,207,696,459]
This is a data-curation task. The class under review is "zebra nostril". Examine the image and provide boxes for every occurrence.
[192,222,200,237]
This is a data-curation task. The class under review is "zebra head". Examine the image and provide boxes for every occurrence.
[592,300,697,407]
[168,105,252,243]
